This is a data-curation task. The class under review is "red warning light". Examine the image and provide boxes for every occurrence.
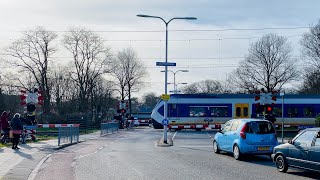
[267,107,272,112]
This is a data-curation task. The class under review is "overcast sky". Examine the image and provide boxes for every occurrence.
[0,0,319,98]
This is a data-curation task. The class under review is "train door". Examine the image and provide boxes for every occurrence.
[234,104,249,118]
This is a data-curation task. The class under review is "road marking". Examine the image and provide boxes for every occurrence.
[179,145,212,148]
[205,131,214,140]
[172,131,178,140]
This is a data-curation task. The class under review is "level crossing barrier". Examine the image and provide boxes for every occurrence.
[101,122,119,136]
[58,126,79,146]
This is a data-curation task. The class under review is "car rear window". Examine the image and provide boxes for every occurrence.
[245,121,275,134]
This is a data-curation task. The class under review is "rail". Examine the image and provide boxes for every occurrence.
[58,126,79,146]
[101,122,119,136]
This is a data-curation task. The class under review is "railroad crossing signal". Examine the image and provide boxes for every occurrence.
[254,90,277,105]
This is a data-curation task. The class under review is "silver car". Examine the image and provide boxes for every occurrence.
[271,128,320,172]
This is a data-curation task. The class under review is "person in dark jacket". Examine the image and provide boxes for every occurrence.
[0,111,10,131]
[10,113,23,149]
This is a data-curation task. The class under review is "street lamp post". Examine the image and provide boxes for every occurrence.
[137,14,196,143]
[161,70,189,93]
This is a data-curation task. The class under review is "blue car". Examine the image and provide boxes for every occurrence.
[213,119,278,160]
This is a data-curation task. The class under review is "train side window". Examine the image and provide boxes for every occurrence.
[209,107,228,117]
[273,107,282,117]
[243,107,248,117]
[287,107,298,117]
[189,107,207,117]
[303,107,314,117]
[236,107,241,117]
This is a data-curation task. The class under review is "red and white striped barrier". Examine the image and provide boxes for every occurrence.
[37,124,80,128]
[274,124,291,128]
[127,120,150,123]
[168,124,221,129]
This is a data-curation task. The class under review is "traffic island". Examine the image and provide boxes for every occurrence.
[157,137,173,147]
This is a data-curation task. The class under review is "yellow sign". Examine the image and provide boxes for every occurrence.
[161,94,170,100]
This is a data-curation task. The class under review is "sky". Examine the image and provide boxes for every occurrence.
[0,0,319,99]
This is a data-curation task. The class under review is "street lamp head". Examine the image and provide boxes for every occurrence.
[181,83,188,85]
[184,17,197,20]
[181,70,189,72]
[137,14,150,18]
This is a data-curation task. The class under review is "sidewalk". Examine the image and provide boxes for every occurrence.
[0,131,102,179]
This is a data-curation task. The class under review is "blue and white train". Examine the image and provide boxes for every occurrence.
[151,94,320,130]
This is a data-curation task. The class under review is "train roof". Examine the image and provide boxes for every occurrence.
[170,94,320,99]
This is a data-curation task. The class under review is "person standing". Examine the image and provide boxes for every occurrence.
[10,113,23,150]
[0,111,11,134]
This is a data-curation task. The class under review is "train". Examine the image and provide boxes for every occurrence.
[151,94,320,130]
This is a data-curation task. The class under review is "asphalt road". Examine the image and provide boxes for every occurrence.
[34,127,320,180]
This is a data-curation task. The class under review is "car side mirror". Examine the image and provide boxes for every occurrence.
[288,139,293,144]
[218,129,223,133]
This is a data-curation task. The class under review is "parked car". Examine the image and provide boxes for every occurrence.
[271,128,320,172]
[213,119,278,160]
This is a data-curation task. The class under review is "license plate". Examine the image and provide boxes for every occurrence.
[258,147,270,151]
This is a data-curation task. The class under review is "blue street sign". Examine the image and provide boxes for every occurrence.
[162,119,169,125]
[156,62,176,66]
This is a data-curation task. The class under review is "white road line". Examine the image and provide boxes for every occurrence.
[205,131,214,140]
[172,131,178,140]
[179,146,212,148]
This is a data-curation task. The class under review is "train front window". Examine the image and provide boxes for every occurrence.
[189,107,207,117]
[209,107,228,117]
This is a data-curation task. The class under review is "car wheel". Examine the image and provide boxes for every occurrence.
[213,141,220,154]
[233,145,242,160]
[275,154,288,173]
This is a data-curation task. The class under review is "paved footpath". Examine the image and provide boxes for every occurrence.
[0,131,108,180]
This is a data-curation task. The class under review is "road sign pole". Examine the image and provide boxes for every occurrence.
[163,24,168,144]
[280,92,284,144]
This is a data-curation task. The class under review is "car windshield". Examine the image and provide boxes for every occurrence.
[246,121,275,134]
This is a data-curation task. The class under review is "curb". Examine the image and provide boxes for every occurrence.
[27,154,52,180]
[157,137,173,147]
[53,140,84,150]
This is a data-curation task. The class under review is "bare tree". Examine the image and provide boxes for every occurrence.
[299,67,320,94]
[4,27,57,114]
[62,27,111,112]
[49,65,75,115]
[182,80,226,94]
[301,21,320,68]
[110,48,147,114]
[234,33,299,93]
[141,92,160,109]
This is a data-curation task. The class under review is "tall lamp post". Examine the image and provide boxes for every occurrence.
[280,92,285,143]
[161,70,189,93]
[137,14,197,143]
